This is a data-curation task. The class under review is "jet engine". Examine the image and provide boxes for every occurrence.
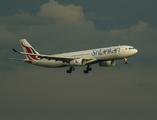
[70,58,86,66]
[99,60,116,67]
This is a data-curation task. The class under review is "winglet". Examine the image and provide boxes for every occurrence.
[12,48,19,53]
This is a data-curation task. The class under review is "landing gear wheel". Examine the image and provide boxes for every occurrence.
[83,70,89,74]
[66,70,72,73]
[124,61,127,64]
[66,67,75,73]
[87,68,92,71]
[83,65,92,74]
[69,67,75,71]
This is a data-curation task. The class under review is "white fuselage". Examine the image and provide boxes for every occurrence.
[31,45,138,68]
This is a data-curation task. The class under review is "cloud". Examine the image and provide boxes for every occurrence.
[109,21,148,36]
[1,63,157,103]
[0,0,157,65]
[0,63,157,120]
[85,12,114,21]
[0,1,157,119]
[107,21,157,61]
[38,0,84,26]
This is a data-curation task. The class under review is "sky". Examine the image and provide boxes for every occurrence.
[0,0,157,120]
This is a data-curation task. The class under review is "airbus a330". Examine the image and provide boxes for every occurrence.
[10,39,138,74]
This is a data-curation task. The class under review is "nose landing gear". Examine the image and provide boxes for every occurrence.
[124,58,128,64]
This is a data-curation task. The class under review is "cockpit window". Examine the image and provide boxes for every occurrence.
[129,48,134,49]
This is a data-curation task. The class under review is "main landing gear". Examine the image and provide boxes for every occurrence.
[124,58,128,64]
[66,66,92,74]
[66,66,75,73]
[83,65,92,74]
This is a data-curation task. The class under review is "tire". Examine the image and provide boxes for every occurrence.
[83,70,89,74]
[67,70,72,73]
[87,68,92,71]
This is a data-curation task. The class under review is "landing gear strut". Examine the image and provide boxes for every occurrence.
[83,65,92,74]
[66,66,75,73]
[124,58,128,64]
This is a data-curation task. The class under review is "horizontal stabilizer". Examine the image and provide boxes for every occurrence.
[12,48,19,53]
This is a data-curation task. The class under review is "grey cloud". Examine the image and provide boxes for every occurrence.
[38,0,84,27]
[1,64,157,104]
[0,64,157,120]
[0,0,156,66]
[85,12,114,21]
[0,11,55,31]
[0,1,157,120]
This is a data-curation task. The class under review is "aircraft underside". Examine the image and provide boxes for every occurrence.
[30,58,128,74]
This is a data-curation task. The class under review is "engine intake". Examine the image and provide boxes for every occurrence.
[70,58,86,66]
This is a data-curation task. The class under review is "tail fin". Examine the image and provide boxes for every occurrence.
[20,39,40,60]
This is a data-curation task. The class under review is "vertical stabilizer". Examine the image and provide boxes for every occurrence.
[20,39,40,60]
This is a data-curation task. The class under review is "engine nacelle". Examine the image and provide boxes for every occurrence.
[99,60,116,67]
[70,58,86,66]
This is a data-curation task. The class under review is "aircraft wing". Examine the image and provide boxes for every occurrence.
[12,48,92,63]
[9,58,32,63]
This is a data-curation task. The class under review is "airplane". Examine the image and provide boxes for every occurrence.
[10,39,138,74]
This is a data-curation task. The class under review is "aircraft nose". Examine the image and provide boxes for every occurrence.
[134,49,138,54]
